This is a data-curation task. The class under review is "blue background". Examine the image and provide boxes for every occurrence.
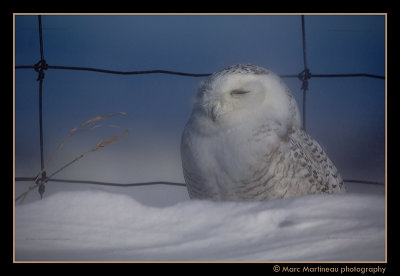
[14,14,386,194]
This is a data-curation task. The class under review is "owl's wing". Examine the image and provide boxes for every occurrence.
[288,127,345,194]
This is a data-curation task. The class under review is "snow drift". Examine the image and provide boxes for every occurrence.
[14,183,385,262]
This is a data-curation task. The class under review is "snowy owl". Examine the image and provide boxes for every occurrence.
[181,64,345,201]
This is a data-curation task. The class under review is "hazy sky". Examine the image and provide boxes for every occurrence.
[14,14,386,187]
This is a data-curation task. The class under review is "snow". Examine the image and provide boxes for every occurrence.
[14,182,385,262]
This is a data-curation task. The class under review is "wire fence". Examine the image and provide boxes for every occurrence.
[14,15,385,200]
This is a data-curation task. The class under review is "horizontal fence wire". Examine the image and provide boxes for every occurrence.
[15,64,385,79]
[14,177,187,187]
[15,177,384,186]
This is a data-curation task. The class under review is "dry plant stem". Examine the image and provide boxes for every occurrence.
[16,112,128,203]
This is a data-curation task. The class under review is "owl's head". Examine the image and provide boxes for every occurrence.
[191,64,301,132]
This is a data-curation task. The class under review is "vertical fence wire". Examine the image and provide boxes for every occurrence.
[36,15,47,199]
[300,15,311,131]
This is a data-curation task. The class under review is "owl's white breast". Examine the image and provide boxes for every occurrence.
[181,118,284,200]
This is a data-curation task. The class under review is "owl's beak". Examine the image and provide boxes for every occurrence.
[208,100,230,122]
[210,102,221,122]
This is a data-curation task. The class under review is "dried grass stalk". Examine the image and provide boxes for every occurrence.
[16,112,128,203]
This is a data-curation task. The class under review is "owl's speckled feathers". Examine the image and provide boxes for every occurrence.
[181,64,345,201]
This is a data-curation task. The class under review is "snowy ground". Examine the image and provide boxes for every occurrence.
[14,182,385,262]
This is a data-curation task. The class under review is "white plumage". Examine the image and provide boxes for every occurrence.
[181,64,345,201]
